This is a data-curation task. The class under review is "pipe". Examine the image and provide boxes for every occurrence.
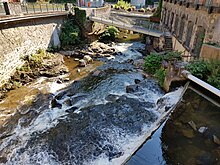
[182,70,220,98]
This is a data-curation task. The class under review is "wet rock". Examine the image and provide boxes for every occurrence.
[92,70,101,76]
[83,55,93,64]
[134,79,141,84]
[59,50,75,56]
[78,59,87,67]
[51,99,62,109]
[213,135,220,145]
[56,78,63,84]
[106,55,115,60]
[182,129,195,138]
[198,126,208,134]
[188,121,197,131]
[65,106,78,113]
[63,77,70,82]
[105,94,119,102]
[0,157,7,163]
[126,84,139,93]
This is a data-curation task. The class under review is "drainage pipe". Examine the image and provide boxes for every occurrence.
[182,70,220,98]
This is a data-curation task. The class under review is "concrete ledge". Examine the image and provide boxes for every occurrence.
[0,12,67,24]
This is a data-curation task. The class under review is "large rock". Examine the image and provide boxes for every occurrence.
[78,59,87,67]
[83,55,93,64]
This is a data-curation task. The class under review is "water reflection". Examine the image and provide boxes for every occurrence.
[127,85,220,165]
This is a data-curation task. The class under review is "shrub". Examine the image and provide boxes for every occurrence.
[186,60,220,89]
[186,60,211,80]
[207,61,220,89]
[144,53,163,74]
[163,51,182,61]
[100,26,119,42]
[154,68,166,87]
[114,0,131,10]
[60,20,80,46]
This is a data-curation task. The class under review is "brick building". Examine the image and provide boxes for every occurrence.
[161,0,220,59]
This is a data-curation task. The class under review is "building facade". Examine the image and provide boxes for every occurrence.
[161,0,220,59]
[77,0,104,8]
[130,0,146,7]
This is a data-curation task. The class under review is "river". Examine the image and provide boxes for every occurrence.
[0,41,185,164]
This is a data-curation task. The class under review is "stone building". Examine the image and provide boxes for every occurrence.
[161,0,220,59]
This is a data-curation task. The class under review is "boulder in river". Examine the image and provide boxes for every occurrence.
[78,59,87,67]
[83,55,93,64]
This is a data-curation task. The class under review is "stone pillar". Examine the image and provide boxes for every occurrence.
[3,2,22,15]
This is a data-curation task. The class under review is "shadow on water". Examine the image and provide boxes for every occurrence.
[126,82,220,165]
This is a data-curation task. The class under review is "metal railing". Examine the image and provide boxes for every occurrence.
[0,2,66,16]
[90,15,170,37]
[21,3,65,14]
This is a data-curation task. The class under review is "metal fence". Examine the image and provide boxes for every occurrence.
[21,3,65,14]
[0,2,65,16]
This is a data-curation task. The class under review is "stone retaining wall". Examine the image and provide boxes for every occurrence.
[0,15,66,86]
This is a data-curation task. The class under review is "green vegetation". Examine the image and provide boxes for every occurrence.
[22,49,53,68]
[144,51,181,74]
[144,51,182,87]
[144,53,163,74]
[60,20,81,46]
[154,68,166,87]
[100,26,119,42]
[113,0,131,10]
[153,0,162,18]
[74,7,87,26]
[187,60,220,89]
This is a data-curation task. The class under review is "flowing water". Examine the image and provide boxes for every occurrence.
[126,84,220,165]
[0,42,184,165]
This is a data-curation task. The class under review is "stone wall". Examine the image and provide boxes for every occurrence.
[161,0,220,58]
[200,44,220,60]
[0,15,66,86]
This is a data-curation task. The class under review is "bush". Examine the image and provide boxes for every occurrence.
[144,53,163,74]
[187,60,220,89]
[100,26,119,42]
[60,20,80,46]
[186,60,211,80]
[114,0,131,10]
[163,51,182,61]
[154,68,166,87]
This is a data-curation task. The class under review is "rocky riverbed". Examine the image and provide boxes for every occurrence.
[0,41,184,165]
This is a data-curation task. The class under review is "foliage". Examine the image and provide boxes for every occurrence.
[153,0,162,18]
[60,20,81,46]
[74,7,86,26]
[114,0,131,10]
[187,60,220,89]
[22,49,53,67]
[146,0,153,5]
[144,53,163,74]
[154,68,166,87]
[186,60,211,80]
[144,51,181,75]
[100,26,119,42]
[163,51,182,61]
